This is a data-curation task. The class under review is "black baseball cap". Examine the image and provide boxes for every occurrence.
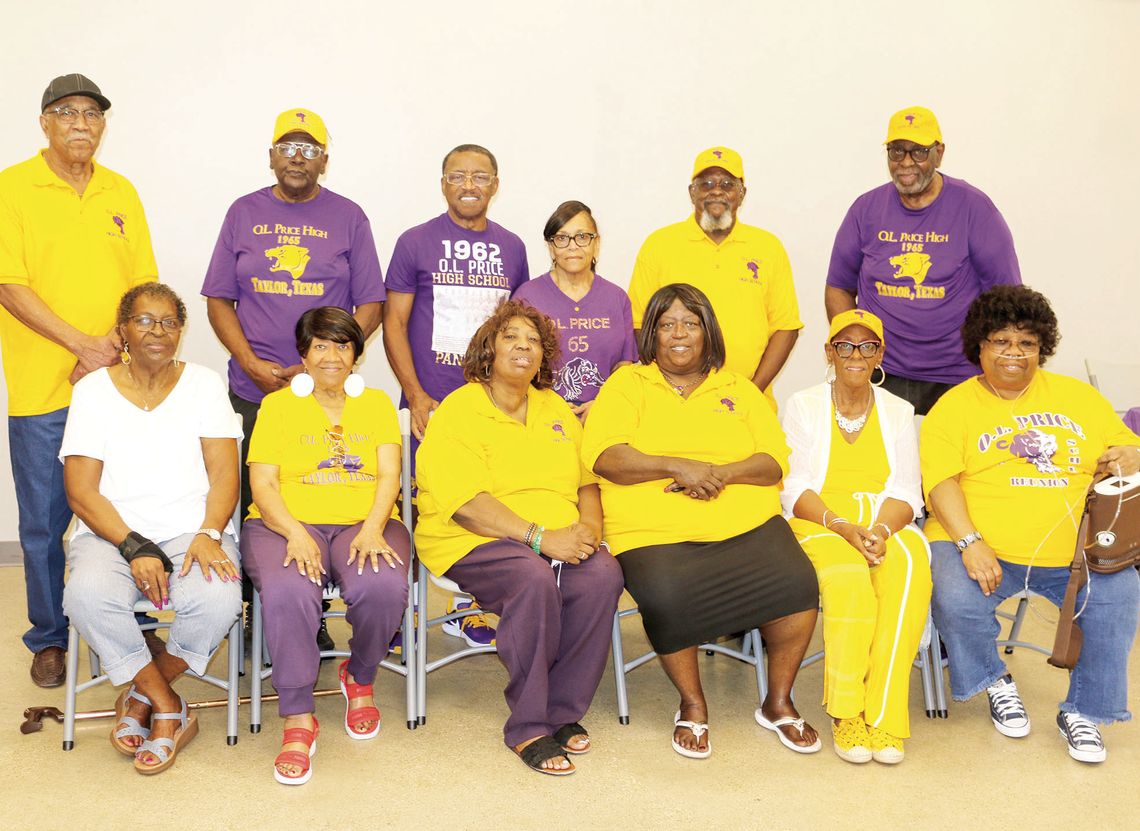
[41,73,111,112]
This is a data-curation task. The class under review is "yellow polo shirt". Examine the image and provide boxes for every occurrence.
[921,371,1140,566]
[415,382,597,576]
[0,152,157,416]
[628,216,802,388]
[247,387,402,525]
[581,364,788,554]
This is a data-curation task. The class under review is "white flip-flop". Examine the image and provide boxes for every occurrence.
[755,708,822,754]
[672,710,711,759]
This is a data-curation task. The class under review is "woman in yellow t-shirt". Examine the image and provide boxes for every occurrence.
[584,283,821,760]
[241,307,410,785]
[415,300,624,777]
[923,286,1140,765]
[783,310,931,765]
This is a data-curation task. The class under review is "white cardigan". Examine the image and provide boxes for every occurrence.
[780,382,924,521]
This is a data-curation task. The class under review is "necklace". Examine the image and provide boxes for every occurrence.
[832,384,873,434]
[980,375,1032,402]
[660,369,706,396]
[127,361,178,412]
[486,384,526,419]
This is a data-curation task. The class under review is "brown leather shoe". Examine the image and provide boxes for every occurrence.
[31,646,66,688]
[143,629,166,659]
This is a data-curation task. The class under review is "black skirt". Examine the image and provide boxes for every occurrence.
[618,515,819,654]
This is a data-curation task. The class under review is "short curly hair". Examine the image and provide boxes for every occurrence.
[961,285,1060,367]
[462,299,561,390]
[116,283,187,328]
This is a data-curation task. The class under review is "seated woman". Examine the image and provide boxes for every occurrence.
[241,307,410,785]
[512,200,636,418]
[415,300,624,776]
[924,285,1140,764]
[782,310,932,765]
[584,283,821,759]
[61,283,243,775]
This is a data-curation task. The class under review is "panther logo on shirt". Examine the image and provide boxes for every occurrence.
[888,253,932,285]
[1008,429,1060,474]
[264,244,311,280]
[554,357,603,402]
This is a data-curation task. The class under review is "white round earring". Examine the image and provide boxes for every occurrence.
[343,373,365,398]
[825,363,836,384]
[290,372,315,397]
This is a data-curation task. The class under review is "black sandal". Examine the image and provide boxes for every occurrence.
[514,735,575,776]
[553,722,591,755]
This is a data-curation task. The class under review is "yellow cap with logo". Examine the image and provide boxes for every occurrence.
[272,108,328,145]
[884,106,942,146]
[692,146,744,180]
[828,309,884,342]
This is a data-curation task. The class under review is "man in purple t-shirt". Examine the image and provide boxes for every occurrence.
[382,143,529,647]
[201,108,385,650]
[825,106,1021,414]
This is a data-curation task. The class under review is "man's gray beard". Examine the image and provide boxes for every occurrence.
[697,208,734,233]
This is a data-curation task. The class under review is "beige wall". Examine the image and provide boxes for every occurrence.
[1,0,1137,540]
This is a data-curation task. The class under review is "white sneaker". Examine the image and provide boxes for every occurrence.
[986,674,1031,737]
[1057,712,1106,763]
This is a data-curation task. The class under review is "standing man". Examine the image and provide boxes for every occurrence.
[202,108,385,652]
[383,144,529,647]
[825,106,1021,415]
[0,74,157,686]
[629,147,802,406]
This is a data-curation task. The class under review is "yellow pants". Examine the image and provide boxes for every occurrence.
[789,519,932,738]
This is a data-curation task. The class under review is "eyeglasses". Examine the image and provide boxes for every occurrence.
[443,171,496,187]
[984,336,1039,355]
[831,340,881,358]
[886,143,938,163]
[129,315,183,333]
[273,142,325,160]
[657,320,702,333]
[691,177,741,193]
[44,106,104,124]
[548,231,598,249]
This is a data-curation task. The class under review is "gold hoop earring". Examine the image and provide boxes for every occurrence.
[871,365,886,387]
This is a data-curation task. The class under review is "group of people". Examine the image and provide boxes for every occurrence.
[1,73,1137,782]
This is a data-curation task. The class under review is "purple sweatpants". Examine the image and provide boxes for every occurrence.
[241,518,410,716]
[444,539,624,747]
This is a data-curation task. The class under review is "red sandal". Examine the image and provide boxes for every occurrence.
[274,716,319,786]
[338,659,381,740]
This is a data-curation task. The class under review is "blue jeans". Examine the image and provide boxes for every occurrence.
[9,408,72,653]
[930,541,1139,723]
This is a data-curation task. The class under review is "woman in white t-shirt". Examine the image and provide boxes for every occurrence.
[61,283,243,776]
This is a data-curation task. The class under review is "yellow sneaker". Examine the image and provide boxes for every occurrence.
[832,717,872,764]
[868,724,905,764]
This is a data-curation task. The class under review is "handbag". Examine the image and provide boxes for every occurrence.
[1049,473,1140,670]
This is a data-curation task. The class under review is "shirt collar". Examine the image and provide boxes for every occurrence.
[684,213,742,246]
[31,150,110,194]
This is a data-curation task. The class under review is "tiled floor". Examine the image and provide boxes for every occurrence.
[0,564,1136,831]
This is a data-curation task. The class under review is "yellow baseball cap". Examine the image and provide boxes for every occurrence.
[829,309,884,342]
[884,106,942,146]
[272,108,328,145]
[692,146,744,180]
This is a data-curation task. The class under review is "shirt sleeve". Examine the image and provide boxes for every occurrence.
[741,380,790,475]
[373,392,402,447]
[969,197,1021,290]
[58,375,106,462]
[581,367,642,471]
[416,403,492,524]
[0,182,29,286]
[920,394,968,503]
[196,368,243,439]
[127,183,158,286]
[779,391,815,514]
[347,210,386,305]
[884,398,924,519]
[628,237,660,330]
[383,231,419,293]
[508,237,530,291]
[825,202,864,293]
[764,237,803,332]
[618,290,639,364]
[200,206,239,300]
[247,393,285,466]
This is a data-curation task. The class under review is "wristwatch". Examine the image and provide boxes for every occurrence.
[955,531,984,552]
[195,528,222,542]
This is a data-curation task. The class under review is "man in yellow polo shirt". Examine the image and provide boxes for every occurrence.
[629,147,802,405]
[0,74,157,687]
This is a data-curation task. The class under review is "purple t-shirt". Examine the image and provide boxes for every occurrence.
[201,187,385,403]
[826,174,1021,384]
[513,273,637,404]
[385,213,529,404]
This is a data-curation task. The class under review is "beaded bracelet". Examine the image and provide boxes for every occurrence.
[531,526,545,555]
